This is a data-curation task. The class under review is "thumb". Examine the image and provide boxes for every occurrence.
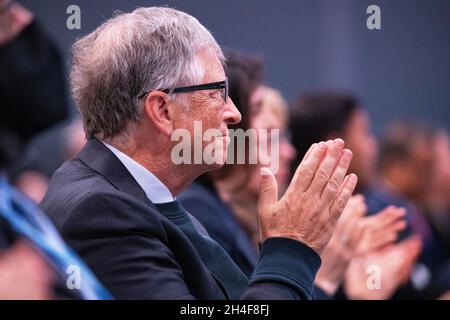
[258,167,278,210]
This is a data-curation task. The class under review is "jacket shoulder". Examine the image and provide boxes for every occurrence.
[41,158,166,238]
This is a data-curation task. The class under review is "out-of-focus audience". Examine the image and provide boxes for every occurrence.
[228,86,297,245]
[8,166,49,203]
[426,130,450,246]
[0,1,68,149]
[0,1,109,300]
[378,121,450,297]
[7,117,86,203]
[315,195,422,299]
[0,240,53,300]
[290,93,378,192]
[0,3,448,300]
[0,0,68,300]
[289,92,449,299]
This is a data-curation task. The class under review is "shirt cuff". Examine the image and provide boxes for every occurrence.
[249,237,321,299]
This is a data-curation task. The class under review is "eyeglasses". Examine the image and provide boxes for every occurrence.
[138,79,229,103]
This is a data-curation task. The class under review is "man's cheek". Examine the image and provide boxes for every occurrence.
[204,113,223,132]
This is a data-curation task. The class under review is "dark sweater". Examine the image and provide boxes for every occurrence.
[179,181,258,277]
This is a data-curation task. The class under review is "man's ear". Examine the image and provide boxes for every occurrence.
[143,91,174,137]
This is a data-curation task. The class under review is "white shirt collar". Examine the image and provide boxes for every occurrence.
[102,141,175,204]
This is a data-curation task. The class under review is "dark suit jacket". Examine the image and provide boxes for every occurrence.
[179,181,258,277]
[41,139,321,299]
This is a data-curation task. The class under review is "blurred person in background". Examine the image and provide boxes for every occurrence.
[0,0,67,299]
[0,239,53,299]
[0,1,109,300]
[220,86,405,300]
[290,93,377,193]
[0,0,68,165]
[289,93,429,299]
[64,117,87,160]
[425,129,450,248]
[380,123,450,250]
[378,121,450,297]
[6,117,86,204]
[224,86,297,248]
[315,194,421,299]
[0,0,69,203]
[8,165,49,203]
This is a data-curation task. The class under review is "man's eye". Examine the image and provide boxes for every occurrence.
[210,90,222,99]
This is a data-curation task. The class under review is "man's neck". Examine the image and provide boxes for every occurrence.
[107,139,194,196]
[134,153,193,196]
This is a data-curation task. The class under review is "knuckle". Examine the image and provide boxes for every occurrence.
[336,198,347,211]
[326,178,339,194]
[316,169,330,182]
[300,193,319,213]
[300,166,315,182]
[331,198,347,216]
[319,213,332,227]
[298,194,320,216]
[312,148,325,159]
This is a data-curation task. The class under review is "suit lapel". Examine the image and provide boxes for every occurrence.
[77,139,150,206]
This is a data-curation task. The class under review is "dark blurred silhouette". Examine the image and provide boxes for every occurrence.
[424,130,450,248]
[290,93,378,191]
[289,93,448,299]
[0,1,82,300]
[378,121,450,296]
[0,1,68,170]
[5,117,86,203]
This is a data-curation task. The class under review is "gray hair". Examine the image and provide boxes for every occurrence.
[71,7,223,139]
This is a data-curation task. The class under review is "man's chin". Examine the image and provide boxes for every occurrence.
[197,161,226,176]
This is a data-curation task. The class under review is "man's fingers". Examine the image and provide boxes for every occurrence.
[258,167,279,212]
[289,141,328,192]
[337,195,364,234]
[308,139,345,195]
[334,195,360,234]
[302,143,317,162]
[329,173,358,220]
[321,148,353,202]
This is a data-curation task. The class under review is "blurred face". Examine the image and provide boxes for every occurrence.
[277,133,297,191]
[431,130,450,202]
[246,90,296,196]
[14,170,49,204]
[344,109,378,188]
[172,47,241,171]
[402,137,433,200]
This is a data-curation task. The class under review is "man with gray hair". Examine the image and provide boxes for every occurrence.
[41,7,357,299]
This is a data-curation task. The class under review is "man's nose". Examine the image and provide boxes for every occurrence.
[223,97,241,125]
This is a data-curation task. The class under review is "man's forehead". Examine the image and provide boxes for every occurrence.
[197,47,226,82]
